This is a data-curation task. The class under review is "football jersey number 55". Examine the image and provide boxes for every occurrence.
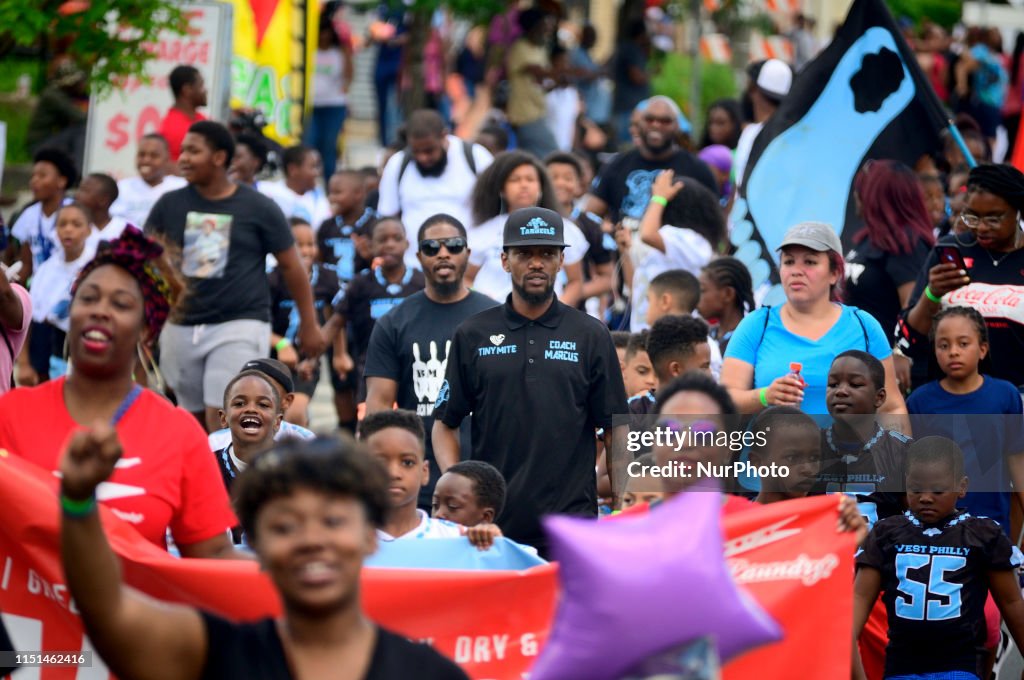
[895,554,967,621]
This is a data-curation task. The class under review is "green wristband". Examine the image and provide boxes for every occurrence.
[61,494,97,518]
[924,286,942,304]
[759,387,769,407]
[650,195,668,207]
[274,337,291,352]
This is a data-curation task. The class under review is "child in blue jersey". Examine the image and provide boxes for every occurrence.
[267,218,340,425]
[907,306,1024,537]
[853,437,1024,680]
[817,350,910,529]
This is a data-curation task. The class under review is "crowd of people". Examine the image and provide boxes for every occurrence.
[6,3,1024,678]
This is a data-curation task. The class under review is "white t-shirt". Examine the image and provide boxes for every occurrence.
[207,421,315,452]
[96,216,130,241]
[468,215,589,302]
[545,86,580,151]
[732,122,763,191]
[11,201,64,271]
[259,181,332,231]
[376,136,494,269]
[312,48,348,107]
[29,238,99,331]
[629,225,714,332]
[111,175,187,230]
[377,509,466,541]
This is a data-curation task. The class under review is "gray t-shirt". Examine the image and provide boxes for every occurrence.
[145,184,294,325]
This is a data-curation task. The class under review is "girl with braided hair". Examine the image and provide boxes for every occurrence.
[0,226,246,559]
[898,163,1024,390]
[697,256,754,355]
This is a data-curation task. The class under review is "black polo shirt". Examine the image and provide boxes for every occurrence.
[434,296,627,548]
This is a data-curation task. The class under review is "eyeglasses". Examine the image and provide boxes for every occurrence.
[419,237,466,256]
[643,114,675,126]
[960,212,1009,229]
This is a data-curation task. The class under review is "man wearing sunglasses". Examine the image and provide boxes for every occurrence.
[432,207,628,554]
[364,213,499,509]
[583,96,718,229]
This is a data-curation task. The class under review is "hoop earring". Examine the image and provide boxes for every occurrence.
[137,342,166,394]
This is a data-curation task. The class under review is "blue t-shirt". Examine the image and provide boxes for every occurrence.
[970,44,1008,108]
[725,304,891,414]
[907,376,1024,535]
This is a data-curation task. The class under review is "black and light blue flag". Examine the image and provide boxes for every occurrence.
[730,0,949,305]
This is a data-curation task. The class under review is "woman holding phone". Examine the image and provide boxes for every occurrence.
[897,163,1024,389]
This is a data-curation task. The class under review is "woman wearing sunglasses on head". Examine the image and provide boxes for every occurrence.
[362,214,498,507]
[897,163,1024,389]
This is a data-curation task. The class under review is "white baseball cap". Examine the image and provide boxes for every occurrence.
[757,59,792,99]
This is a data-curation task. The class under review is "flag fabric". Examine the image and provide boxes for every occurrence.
[0,454,854,680]
[730,0,950,306]
[367,537,547,570]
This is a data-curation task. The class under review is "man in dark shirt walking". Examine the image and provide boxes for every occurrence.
[364,213,498,507]
[432,207,628,551]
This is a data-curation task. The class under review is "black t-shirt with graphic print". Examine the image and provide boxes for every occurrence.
[590,148,717,222]
[333,267,425,374]
[145,184,294,325]
[364,290,499,507]
[317,206,375,283]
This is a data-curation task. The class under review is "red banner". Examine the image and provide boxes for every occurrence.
[0,455,853,679]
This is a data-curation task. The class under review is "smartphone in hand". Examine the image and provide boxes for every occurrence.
[937,245,968,275]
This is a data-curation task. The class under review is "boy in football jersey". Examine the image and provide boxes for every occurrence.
[852,437,1024,680]
[816,350,909,528]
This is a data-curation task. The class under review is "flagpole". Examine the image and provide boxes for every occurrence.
[946,121,978,169]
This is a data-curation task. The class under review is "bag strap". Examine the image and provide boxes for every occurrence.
[756,305,772,349]
[851,307,869,351]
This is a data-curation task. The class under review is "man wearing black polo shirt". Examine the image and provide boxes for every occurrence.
[364,213,498,508]
[432,207,628,551]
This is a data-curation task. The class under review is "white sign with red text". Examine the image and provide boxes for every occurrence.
[83,2,232,179]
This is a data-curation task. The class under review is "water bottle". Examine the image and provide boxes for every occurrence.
[787,362,805,387]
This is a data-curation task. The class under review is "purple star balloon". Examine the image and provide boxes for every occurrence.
[529,490,782,680]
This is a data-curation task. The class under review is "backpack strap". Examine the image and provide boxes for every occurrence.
[462,139,477,175]
[397,139,479,186]
[397,149,414,186]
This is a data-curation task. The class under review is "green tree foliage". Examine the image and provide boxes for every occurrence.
[652,53,739,129]
[0,0,187,95]
[884,0,963,29]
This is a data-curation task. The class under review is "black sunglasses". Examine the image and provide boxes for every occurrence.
[419,237,467,256]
